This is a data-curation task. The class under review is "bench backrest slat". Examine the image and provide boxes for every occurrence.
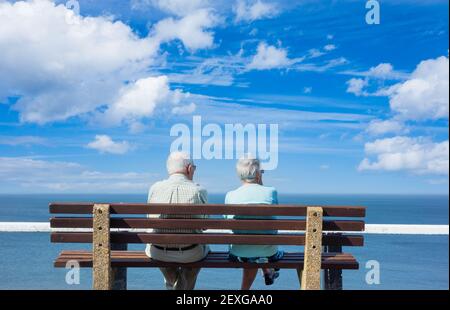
[49,203,366,217]
[51,232,364,246]
[50,218,365,231]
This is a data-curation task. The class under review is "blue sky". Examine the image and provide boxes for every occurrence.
[0,0,448,194]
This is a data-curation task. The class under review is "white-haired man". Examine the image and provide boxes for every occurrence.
[145,151,209,290]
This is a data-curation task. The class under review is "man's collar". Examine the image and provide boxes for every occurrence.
[168,173,188,181]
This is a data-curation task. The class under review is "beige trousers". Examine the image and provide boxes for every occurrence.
[159,267,201,290]
[146,244,209,290]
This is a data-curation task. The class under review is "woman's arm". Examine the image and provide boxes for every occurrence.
[271,188,279,205]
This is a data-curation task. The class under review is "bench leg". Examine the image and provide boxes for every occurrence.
[111,243,127,290]
[301,207,323,290]
[92,204,112,290]
[324,243,343,290]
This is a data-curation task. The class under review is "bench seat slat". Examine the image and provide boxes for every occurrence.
[50,218,365,231]
[56,252,356,260]
[51,232,364,246]
[57,254,356,262]
[54,251,359,269]
[49,203,366,217]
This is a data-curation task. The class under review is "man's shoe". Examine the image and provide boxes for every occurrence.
[264,271,279,286]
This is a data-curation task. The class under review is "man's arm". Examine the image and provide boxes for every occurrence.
[198,187,208,204]
[197,186,208,220]
[147,181,160,203]
[147,183,159,219]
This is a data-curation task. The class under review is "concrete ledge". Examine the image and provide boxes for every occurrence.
[0,222,448,235]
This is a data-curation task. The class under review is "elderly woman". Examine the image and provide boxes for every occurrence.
[225,155,283,290]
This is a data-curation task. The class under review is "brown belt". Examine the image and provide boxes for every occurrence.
[153,244,199,251]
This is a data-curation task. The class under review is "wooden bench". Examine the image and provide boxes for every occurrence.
[49,203,366,290]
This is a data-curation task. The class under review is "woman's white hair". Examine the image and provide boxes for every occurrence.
[166,151,194,175]
[236,154,261,182]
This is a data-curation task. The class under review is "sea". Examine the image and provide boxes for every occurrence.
[0,194,448,290]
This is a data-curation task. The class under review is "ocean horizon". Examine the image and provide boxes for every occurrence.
[0,193,448,290]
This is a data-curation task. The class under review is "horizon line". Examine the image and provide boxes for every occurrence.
[0,192,448,196]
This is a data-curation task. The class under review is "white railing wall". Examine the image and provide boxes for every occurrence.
[0,222,448,235]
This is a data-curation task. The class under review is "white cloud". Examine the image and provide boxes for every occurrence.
[0,157,80,177]
[0,0,217,125]
[308,48,325,58]
[249,28,258,36]
[366,119,408,136]
[0,136,47,146]
[323,44,336,51]
[344,63,408,81]
[295,57,348,73]
[86,135,131,154]
[345,64,405,97]
[172,102,197,115]
[367,63,395,79]
[389,56,449,121]
[307,45,337,59]
[169,68,236,86]
[192,98,372,129]
[131,0,223,56]
[151,8,219,52]
[303,87,312,94]
[358,136,449,175]
[345,56,449,119]
[133,0,209,16]
[0,0,159,124]
[247,42,291,70]
[352,56,449,178]
[169,45,346,87]
[0,157,155,193]
[101,76,191,127]
[168,52,245,86]
[346,78,369,96]
[233,0,279,23]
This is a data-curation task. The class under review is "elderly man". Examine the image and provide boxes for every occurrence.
[145,151,209,290]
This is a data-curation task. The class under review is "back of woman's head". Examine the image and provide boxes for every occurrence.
[236,154,261,182]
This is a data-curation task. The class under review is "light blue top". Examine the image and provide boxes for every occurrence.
[225,184,279,258]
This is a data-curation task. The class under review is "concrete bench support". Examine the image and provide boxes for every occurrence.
[301,207,323,290]
[92,204,112,290]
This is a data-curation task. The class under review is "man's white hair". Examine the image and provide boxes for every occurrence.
[236,153,261,181]
[166,151,194,175]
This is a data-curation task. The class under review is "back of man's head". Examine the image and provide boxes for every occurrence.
[166,151,193,175]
